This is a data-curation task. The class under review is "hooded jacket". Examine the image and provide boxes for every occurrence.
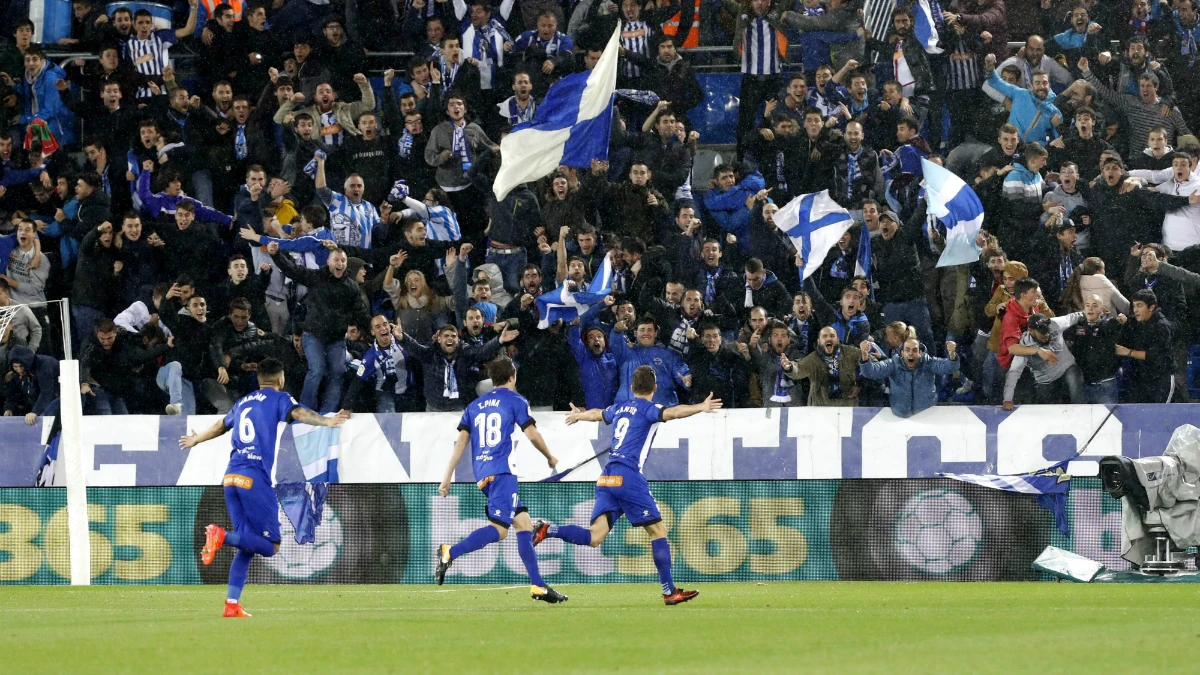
[16,61,76,146]
[5,345,58,415]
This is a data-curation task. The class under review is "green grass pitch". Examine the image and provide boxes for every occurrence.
[2,582,1198,673]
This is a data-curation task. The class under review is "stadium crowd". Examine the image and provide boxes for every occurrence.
[0,0,1198,423]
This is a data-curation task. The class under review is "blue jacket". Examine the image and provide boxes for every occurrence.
[16,62,75,146]
[858,352,959,418]
[567,324,618,410]
[610,328,690,406]
[357,339,415,394]
[702,171,766,250]
[986,70,1061,144]
[263,226,336,269]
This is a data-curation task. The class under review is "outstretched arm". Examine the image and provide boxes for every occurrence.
[291,407,351,427]
[179,417,229,449]
[663,392,722,420]
[438,429,471,496]
[564,403,604,424]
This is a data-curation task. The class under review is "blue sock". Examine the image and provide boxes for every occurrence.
[227,549,253,603]
[449,525,501,560]
[515,531,545,587]
[651,538,675,595]
[230,529,276,558]
[548,524,592,546]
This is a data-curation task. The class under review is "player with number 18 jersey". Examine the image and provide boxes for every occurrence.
[434,359,565,603]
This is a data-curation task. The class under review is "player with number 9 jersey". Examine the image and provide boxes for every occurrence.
[533,365,721,605]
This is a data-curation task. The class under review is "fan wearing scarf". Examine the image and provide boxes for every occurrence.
[398,320,519,412]
[781,326,863,406]
[750,318,804,407]
[426,92,498,194]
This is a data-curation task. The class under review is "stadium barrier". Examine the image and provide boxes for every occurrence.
[0,405,1189,488]
[0,478,1119,585]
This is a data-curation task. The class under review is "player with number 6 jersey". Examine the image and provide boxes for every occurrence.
[179,359,350,617]
[534,365,722,605]
[434,359,566,603]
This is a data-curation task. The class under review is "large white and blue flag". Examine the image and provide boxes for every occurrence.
[922,158,985,268]
[913,0,943,54]
[492,24,620,201]
[773,190,855,281]
[536,253,614,328]
[940,460,1073,535]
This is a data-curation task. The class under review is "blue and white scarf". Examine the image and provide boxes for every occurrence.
[771,353,794,403]
[235,124,248,160]
[451,122,471,175]
[443,356,459,399]
[304,149,327,180]
[845,148,863,201]
[498,96,537,124]
[397,129,414,159]
[824,347,841,398]
[703,267,722,304]
[1175,13,1200,67]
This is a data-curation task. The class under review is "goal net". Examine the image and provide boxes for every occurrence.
[0,298,90,584]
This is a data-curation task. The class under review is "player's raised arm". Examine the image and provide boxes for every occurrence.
[179,417,230,449]
[438,429,471,497]
[663,393,723,421]
[564,403,604,425]
[290,407,352,427]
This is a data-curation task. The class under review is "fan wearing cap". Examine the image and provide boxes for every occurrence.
[1035,213,1081,310]
[1001,311,1086,409]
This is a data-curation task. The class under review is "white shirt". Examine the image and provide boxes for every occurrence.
[1130,169,1200,251]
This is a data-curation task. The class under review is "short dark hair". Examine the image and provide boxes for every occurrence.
[636,314,659,331]
[258,357,285,381]
[95,319,117,334]
[631,365,656,394]
[744,258,764,275]
[487,358,516,385]
[1014,277,1041,298]
[301,205,327,228]
[78,173,102,191]
[229,297,252,314]
[897,115,920,132]
[1131,288,1158,309]
[621,237,646,256]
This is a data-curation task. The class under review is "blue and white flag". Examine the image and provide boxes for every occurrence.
[773,190,855,281]
[913,0,943,54]
[292,417,340,483]
[940,460,1073,535]
[855,224,872,278]
[492,24,620,201]
[536,253,613,328]
[922,158,984,268]
[276,482,329,545]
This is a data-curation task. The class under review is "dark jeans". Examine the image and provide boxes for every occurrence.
[71,304,105,355]
[1034,365,1085,404]
[301,333,347,413]
[1085,378,1119,404]
[881,298,935,352]
[736,74,783,159]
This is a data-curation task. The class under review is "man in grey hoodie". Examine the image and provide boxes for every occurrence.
[1002,312,1086,408]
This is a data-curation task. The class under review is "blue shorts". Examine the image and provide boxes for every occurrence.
[223,467,281,543]
[479,473,527,527]
[590,465,662,527]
